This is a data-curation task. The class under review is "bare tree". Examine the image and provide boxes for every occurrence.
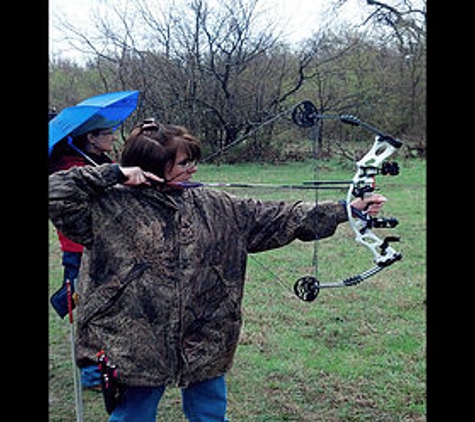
[50,0,426,161]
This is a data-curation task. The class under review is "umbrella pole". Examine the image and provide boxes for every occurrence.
[67,137,99,166]
[67,279,84,422]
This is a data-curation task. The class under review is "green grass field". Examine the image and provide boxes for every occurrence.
[49,158,426,421]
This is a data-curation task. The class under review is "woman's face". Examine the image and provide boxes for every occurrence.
[87,129,117,153]
[164,149,197,183]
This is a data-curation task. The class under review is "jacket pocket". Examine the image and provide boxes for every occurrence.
[79,261,150,327]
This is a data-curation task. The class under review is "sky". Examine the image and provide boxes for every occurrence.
[49,0,368,63]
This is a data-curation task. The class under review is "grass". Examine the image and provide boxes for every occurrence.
[49,158,426,421]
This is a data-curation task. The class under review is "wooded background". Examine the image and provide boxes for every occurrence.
[49,0,426,163]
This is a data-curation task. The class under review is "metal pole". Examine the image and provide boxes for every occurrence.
[67,279,84,422]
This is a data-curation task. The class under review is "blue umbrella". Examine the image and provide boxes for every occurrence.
[48,90,140,154]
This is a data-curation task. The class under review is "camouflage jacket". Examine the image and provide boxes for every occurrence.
[49,163,348,388]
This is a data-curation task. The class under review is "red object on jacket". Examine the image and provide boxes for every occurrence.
[51,155,88,253]
[50,147,114,252]
[57,229,84,253]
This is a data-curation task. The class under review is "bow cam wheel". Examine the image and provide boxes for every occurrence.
[294,276,320,302]
[292,101,319,128]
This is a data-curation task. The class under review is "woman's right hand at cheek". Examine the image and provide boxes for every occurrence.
[119,166,164,186]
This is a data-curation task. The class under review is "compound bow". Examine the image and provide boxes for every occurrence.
[291,100,403,302]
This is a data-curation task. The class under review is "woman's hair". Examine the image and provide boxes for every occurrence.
[120,121,201,179]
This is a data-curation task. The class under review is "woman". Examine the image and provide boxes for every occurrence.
[49,121,386,421]
[49,123,118,390]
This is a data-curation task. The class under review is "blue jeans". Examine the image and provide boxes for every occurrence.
[108,375,229,422]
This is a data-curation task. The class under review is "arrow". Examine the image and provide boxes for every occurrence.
[167,180,351,190]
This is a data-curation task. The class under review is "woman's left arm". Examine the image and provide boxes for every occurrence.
[241,193,387,253]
